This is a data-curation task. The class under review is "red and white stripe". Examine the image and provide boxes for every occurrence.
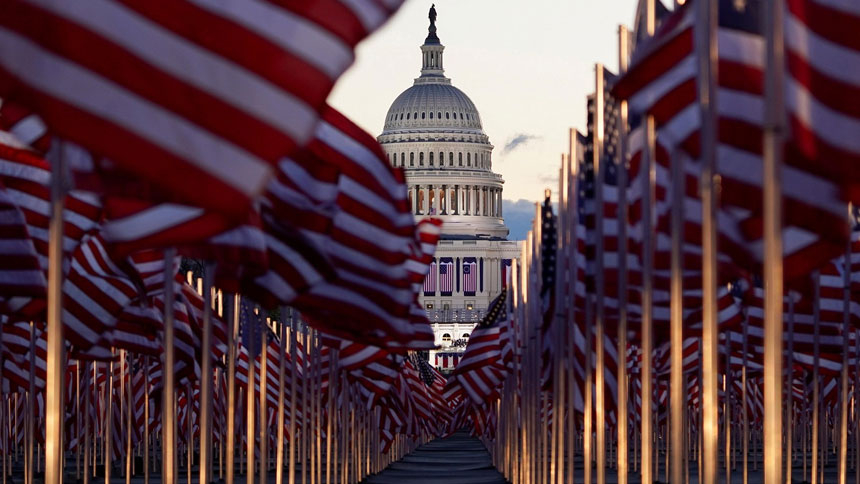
[0,0,405,216]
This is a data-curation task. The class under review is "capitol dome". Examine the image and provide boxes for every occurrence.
[378,7,507,239]
[383,83,484,133]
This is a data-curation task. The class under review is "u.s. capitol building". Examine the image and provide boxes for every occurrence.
[378,6,521,370]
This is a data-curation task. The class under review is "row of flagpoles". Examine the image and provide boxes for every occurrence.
[478,1,860,484]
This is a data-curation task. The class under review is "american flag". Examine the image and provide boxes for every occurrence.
[500,259,512,288]
[0,0,406,216]
[785,0,860,199]
[463,258,478,295]
[613,0,848,284]
[423,259,437,296]
[439,258,454,295]
[445,287,509,406]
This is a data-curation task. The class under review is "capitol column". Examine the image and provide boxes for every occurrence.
[498,189,503,217]
[423,185,430,215]
[454,185,460,215]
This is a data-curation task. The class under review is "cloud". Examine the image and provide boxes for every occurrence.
[501,133,541,156]
[503,198,559,241]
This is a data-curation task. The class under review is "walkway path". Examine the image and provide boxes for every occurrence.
[361,431,508,484]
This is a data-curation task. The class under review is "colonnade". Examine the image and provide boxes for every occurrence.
[408,184,503,217]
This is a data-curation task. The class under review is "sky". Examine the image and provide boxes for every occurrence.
[329,0,642,239]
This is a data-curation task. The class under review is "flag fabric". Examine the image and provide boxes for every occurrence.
[439,258,454,296]
[0,0,406,216]
[613,0,849,283]
[784,0,860,201]
[423,259,437,296]
[463,258,478,296]
[446,287,509,406]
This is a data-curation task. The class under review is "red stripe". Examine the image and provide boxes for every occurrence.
[787,50,860,119]
[787,0,860,52]
[613,27,694,101]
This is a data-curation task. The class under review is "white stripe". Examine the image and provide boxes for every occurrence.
[189,0,353,78]
[34,0,321,141]
[103,204,203,242]
[0,27,271,198]
[785,11,860,87]
[7,115,47,147]
[628,55,696,116]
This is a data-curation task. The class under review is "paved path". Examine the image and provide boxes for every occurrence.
[361,431,508,484]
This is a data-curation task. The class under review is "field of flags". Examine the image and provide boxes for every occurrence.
[0,1,859,484]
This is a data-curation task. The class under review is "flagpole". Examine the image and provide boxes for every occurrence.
[288,314,298,484]
[106,353,114,484]
[640,1,657,481]
[669,134,685,484]
[45,141,66,484]
[259,323,268,484]
[763,0,786,482]
[200,265,215,484]
[785,297,794,484]
[743,309,750,484]
[84,362,91,484]
[26,321,35,484]
[162,248,178,484]
[616,23,630,484]
[226,295,239,484]
[276,310,287,484]
[812,272,821,484]
[592,62,607,484]
[247,304,257,484]
[144,357,150,484]
[840,231,851,484]
[125,352,133,484]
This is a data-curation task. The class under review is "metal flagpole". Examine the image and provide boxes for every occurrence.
[84,362,91,484]
[325,349,337,484]
[669,131,685,484]
[276,311,287,484]
[45,142,66,484]
[841,233,852,484]
[200,265,215,484]
[567,131,578,484]
[763,0,786,483]
[786,297,795,484]
[696,0,720,482]
[226,295,238,484]
[107,354,114,484]
[725,337,732,484]
[641,2,657,482]
[593,62,607,484]
[288,314,297,484]
[247,307,257,484]
[76,359,81,480]
[144,357,150,484]
[617,24,630,484]
[27,321,35,484]
[162,248,178,484]
[812,272,821,484]
[743,310,750,484]
[259,325,268,484]
[126,352,133,484]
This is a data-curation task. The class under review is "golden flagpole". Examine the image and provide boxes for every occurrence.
[125,352,133,484]
[288,315,298,484]
[226,295,239,484]
[44,143,66,484]
[616,23,630,484]
[763,0,786,482]
[812,272,821,484]
[144,357,150,484]
[26,321,35,484]
[106,354,114,484]
[669,132,685,484]
[200,266,215,484]
[162,249,178,484]
[276,311,287,484]
[840,229,852,484]
[593,62,607,484]
[785,296,795,484]
[246,305,257,484]
[259,325,268,484]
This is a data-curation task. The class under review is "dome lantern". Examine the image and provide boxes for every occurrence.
[418,4,447,84]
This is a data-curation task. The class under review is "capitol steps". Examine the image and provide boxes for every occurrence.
[361,431,508,484]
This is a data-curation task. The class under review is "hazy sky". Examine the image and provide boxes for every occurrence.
[330,0,641,204]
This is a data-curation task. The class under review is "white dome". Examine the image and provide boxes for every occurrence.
[382,83,483,133]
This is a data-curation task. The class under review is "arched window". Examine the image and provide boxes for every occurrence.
[461,333,470,339]
[442,333,451,344]
[467,153,471,165]
[419,152,424,166]
[421,112,426,119]
[446,112,450,119]
[401,153,405,166]
[439,152,444,167]
[438,112,441,119]
[429,112,433,119]
[406,112,410,120]
[429,152,434,166]
[410,152,414,166]
[458,152,463,165]
[449,152,454,166]
[459,112,463,120]
[414,112,418,119]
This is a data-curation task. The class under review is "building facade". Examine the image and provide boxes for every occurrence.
[377,8,521,369]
